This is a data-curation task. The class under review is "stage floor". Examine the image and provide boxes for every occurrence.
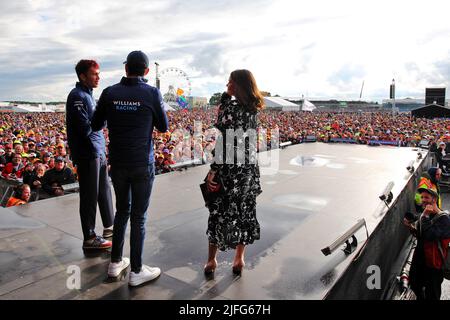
[0,143,439,300]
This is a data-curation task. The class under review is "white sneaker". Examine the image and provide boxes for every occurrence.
[128,265,161,286]
[108,257,130,278]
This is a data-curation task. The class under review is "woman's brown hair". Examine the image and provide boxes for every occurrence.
[230,69,265,112]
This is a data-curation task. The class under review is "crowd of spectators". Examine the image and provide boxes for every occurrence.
[2,109,450,204]
[258,111,450,147]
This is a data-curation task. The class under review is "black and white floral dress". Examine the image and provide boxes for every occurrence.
[206,98,262,251]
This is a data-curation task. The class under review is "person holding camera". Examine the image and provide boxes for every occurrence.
[203,69,264,276]
[404,186,450,300]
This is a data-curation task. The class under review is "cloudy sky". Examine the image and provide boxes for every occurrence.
[0,0,449,102]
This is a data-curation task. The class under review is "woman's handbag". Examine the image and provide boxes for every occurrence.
[200,172,226,206]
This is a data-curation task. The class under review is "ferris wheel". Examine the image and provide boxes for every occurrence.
[158,67,192,108]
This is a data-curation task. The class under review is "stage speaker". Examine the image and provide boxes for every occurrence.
[426,87,446,106]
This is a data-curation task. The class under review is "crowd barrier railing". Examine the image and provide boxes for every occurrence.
[329,138,357,144]
[170,158,204,171]
[368,140,401,146]
[0,177,22,207]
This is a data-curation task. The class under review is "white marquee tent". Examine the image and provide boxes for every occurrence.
[302,99,317,112]
[263,97,300,111]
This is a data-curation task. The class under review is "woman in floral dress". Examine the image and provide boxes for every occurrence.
[204,69,264,276]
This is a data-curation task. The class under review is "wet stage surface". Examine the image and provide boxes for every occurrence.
[0,143,431,299]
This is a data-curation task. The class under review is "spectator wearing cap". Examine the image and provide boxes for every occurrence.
[404,187,450,300]
[155,140,164,152]
[160,152,175,174]
[37,143,45,154]
[27,152,37,163]
[92,50,169,285]
[155,153,165,175]
[66,59,114,250]
[28,141,40,159]
[162,150,175,173]
[415,167,442,213]
[42,156,76,197]
[165,152,176,166]
[42,152,52,165]
[54,144,74,170]
[32,158,43,169]
[55,143,66,156]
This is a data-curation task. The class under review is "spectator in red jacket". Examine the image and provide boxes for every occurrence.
[2,153,24,180]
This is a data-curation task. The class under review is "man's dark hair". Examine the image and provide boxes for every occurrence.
[75,60,99,80]
[14,183,30,200]
[127,64,146,77]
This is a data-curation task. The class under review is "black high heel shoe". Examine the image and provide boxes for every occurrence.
[204,266,215,275]
[204,263,216,276]
[232,265,244,276]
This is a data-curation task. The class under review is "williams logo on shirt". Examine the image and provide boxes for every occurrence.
[113,100,141,112]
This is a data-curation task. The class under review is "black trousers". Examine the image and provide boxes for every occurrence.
[76,155,114,241]
[412,267,444,300]
[410,241,444,300]
[110,164,155,272]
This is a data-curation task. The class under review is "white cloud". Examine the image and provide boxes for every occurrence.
[0,0,448,102]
